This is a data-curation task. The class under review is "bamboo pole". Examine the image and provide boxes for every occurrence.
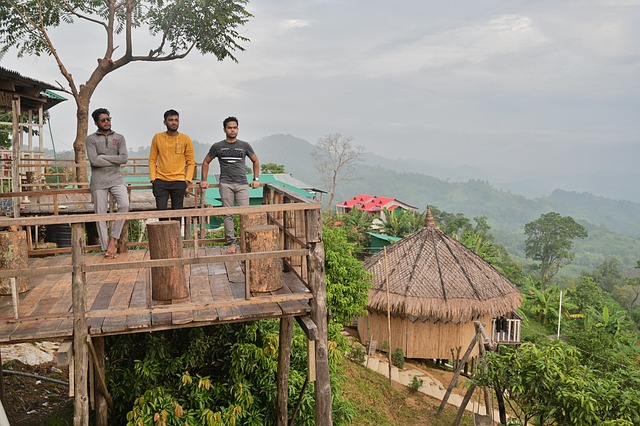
[384,246,392,384]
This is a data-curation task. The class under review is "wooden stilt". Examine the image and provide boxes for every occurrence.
[437,333,478,414]
[71,223,89,426]
[0,348,4,405]
[305,209,332,426]
[90,336,110,426]
[277,316,294,426]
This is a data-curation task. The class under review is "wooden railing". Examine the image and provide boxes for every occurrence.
[1,157,189,191]
[491,316,521,344]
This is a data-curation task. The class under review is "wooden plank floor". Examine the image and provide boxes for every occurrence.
[0,247,312,344]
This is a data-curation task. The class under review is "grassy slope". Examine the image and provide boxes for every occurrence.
[341,360,475,426]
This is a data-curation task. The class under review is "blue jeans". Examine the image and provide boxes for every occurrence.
[219,182,249,246]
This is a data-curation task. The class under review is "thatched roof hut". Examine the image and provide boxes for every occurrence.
[358,210,522,359]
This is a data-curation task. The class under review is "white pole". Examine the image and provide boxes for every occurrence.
[557,290,563,339]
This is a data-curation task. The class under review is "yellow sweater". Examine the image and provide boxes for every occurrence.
[149,132,195,182]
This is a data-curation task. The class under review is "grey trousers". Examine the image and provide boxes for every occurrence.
[91,185,130,250]
[219,182,249,246]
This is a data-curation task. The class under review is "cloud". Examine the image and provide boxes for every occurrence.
[279,19,310,31]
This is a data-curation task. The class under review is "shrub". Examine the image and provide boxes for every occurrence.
[407,376,423,393]
[391,348,404,369]
[347,343,366,364]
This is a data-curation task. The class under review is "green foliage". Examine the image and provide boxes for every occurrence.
[347,342,366,365]
[0,1,251,60]
[323,225,372,326]
[260,163,286,174]
[476,341,640,425]
[390,348,404,369]
[522,278,576,326]
[380,208,425,238]
[524,212,588,286]
[106,322,355,426]
[326,209,373,252]
[407,376,423,393]
[583,258,623,293]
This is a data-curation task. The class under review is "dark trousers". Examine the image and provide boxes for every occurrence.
[152,180,186,220]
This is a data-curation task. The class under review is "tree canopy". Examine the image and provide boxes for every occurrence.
[0,0,251,179]
[524,212,588,287]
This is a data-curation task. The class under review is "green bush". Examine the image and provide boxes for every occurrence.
[407,376,423,393]
[391,348,404,369]
[347,343,366,364]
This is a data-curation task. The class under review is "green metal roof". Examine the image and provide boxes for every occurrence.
[124,173,315,207]
[41,90,67,101]
[366,232,402,243]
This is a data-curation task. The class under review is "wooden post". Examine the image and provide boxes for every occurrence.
[0,349,4,405]
[438,333,478,415]
[0,231,30,295]
[147,221,187,301]
[92,337,108,426]
[277,316,294,426]
[305,208,332,426]
[245,225,283,292]
[71,223,89,426]
[11,95,21,219]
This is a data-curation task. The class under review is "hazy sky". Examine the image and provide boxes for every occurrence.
[3,0,640,177]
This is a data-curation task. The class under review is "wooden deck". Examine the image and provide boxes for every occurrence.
[0,246,312,344]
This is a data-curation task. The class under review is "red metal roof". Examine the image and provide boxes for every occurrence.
[336,194,415,212]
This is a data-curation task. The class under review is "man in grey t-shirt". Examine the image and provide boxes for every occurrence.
[200,116,260,253]
[86,108,129,258]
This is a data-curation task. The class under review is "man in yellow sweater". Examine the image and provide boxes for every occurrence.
[149,109,195,214]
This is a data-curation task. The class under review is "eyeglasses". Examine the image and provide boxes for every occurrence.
[99,117,112,123]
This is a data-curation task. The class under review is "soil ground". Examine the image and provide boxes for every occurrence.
[2,360,71,425]
[1,342,72,425]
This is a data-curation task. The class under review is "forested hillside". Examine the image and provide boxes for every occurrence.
[252,134,640,274]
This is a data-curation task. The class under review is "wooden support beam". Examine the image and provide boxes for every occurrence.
[277,316,294,426]
[437,333,478,415]
[0,348,4,406]
[71,223,89,426]
[305,209,332,426]
[87,336,111,426]
[295,315,318,341]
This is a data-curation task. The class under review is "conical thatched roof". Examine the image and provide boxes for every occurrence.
[365,210,522,323]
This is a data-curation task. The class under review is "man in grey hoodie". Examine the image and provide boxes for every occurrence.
[86,108,130,258]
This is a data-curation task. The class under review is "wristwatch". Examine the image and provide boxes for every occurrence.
[253,177,259,181]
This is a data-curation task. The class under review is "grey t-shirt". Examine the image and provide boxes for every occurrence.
[86,130,128,190]
[207,140,256,184]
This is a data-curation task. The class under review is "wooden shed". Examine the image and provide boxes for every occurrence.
[357,210,522,360]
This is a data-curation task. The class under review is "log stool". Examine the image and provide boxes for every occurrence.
[239,213,267,254]
[147,221,188,302]
[245,224,283,292]
[0,230,30,295]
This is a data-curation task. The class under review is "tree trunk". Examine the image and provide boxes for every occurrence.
[73,97,90,185]
[0,231,30,295]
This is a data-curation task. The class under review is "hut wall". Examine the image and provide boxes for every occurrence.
[358,312,493,360]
